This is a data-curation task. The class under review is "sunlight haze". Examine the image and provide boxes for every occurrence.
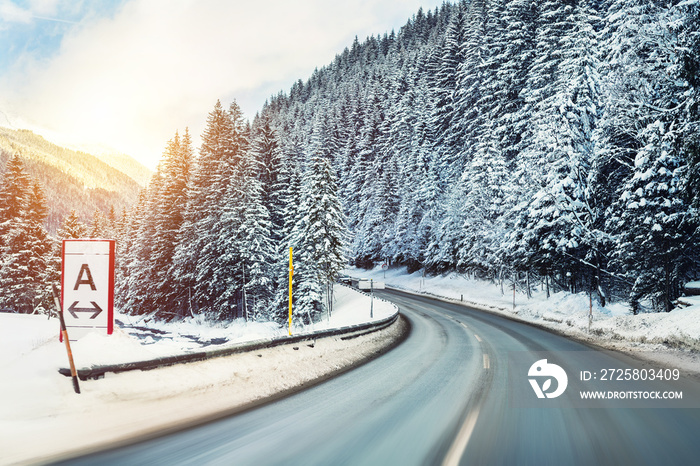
[0,0,444,168]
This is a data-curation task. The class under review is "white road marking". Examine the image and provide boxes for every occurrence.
[441,405,481,466]
[460,322,468,329]
[483,354,490,369]
[474,334,482,342]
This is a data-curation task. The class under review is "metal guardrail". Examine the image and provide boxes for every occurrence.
[59,293,400,381]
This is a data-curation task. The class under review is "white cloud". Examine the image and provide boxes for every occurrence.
[28,0,59,16]
[0,1,32,24]
[0,0,442,168]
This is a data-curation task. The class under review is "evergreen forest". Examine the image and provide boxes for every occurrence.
[3,0,699,321]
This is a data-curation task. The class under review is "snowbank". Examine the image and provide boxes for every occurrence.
[38,283,396,370]
[347,266,700,362]
[0,285,400,464]
[685,280,700,296]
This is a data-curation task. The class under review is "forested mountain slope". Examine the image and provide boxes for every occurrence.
[257,0,700,313]
[87,150,152,187]
[118,0,700,323]
[0,127,146,231]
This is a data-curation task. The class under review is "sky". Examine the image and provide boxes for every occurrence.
[0,0,445,169]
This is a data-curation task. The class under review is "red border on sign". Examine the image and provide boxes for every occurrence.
[60,240,65,342]
[61,239,116,338]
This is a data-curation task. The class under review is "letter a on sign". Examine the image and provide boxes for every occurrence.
[74,264,97,290]
[61,239,115,341]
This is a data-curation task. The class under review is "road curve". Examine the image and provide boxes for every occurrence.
[58,288,700,465]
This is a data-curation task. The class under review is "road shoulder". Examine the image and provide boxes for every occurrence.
[11,316,409,465]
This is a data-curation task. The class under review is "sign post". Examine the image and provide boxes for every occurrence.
[61,239,115,341]
[52,284,80,394]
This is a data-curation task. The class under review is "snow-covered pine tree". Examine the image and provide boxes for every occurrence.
[455,152,510,278]
[171,100,236,316]
[251,111,284,243]
[0,154,30,235]
[597,0,699,308]
[218,143,275,321]
[488,0,537,162]
[116,190,148,314]
[267,135,305,324]
[348,86,385,265]
[0,156,52,313]
[165,100,249,320]
[674,1,700,279]
[429,0,468,169]
[0,154,32,313]
[609,122,694,313]
[88,209,110,238]
[56,210,88,240]
[445,0,517,279]
[25,181,55,313]
[449,0,489,175]
[148,130,192,317]
[533,0,603,293]
[673,0,700,247]
[290,154,346,324]
[382,55,435,270]
[121,168,164,315]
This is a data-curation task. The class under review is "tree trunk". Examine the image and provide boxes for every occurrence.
[526,271,531,299]
[664,261,672,313]
[596,251,606,307]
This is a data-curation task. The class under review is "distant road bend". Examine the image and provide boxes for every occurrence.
[60,288,700,465]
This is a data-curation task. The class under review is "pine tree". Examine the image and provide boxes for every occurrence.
[144,130,193,316]
[25,182,55,312]
[0,157,52,313]
[251,111,285,242]
[116,190,148,314]
[121,169,164,315]
[220,146,275,321]
[290,154,346,323]
[57,210,88,239]
[0,154,30,234]
[430,0,468,159]
[171,101,237,316]
[609,122,695,312]
[675,2,700,283]
[271,140,305,323]
[89,209,110,238]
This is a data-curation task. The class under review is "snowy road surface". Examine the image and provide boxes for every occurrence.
[58,289,700,465]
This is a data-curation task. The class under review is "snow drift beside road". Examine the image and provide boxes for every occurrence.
[348,266,700,359]
[0,284,399,465]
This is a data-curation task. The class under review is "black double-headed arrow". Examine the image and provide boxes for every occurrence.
[68,301,103,319]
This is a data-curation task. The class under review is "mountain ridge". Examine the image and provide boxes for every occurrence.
[0,126,147,232]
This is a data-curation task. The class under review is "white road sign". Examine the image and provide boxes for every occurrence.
[61,239,115,341]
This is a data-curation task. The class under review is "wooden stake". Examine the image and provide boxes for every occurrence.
[52,284,80,394]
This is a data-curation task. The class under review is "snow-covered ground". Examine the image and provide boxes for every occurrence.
[348,266,700,372]
[0,285,399,465]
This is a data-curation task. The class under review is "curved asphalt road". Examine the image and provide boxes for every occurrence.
[59,288,700,465]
